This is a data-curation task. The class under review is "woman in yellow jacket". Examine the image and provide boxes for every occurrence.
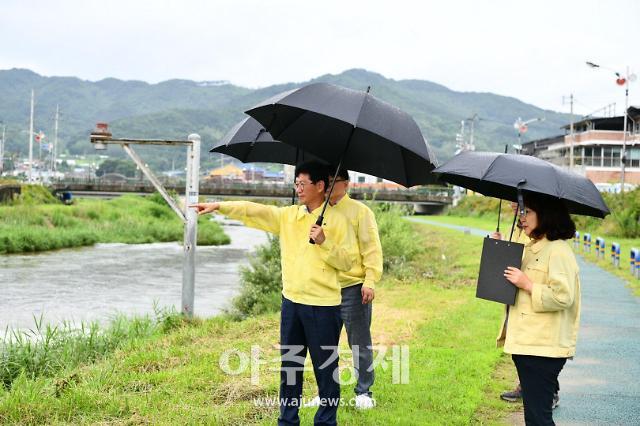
[497,194,580,426]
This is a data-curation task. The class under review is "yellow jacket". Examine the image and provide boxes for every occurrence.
[218,201,355,306]
[332,194,383,289]
[497,237,581,358]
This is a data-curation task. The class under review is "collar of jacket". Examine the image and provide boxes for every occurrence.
[296,202,326,221]
[527,237,549,254]
[332,192,350,207]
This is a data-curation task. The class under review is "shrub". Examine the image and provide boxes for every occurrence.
[230,235,282,318]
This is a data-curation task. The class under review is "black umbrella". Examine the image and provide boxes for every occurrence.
[245,83,438,243]
[433,151,610,218]
[210,117,324,204]
[245,83,438,188]
[210,117,323,165]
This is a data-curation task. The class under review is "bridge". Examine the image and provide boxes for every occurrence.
[48,179,453,212]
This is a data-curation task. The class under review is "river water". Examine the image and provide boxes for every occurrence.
[0,223,269,331]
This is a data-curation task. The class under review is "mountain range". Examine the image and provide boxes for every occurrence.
[0,68,571,171]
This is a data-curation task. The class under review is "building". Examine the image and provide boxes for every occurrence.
[522,107,640,186]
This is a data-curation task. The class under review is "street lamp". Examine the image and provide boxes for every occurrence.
[513,117,545,153]
[587,61,637,192]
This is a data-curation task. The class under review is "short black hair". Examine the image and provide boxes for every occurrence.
[329,166,350,181]
[524,193,576,241]
[294,161,330,190]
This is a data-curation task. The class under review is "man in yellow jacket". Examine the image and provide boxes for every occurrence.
[191,161,355,426]
[326,168,383,409]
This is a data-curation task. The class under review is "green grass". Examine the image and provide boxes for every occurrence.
[0,222,520,425]
[0,191,229,253]
[415,214,499,233]
[0,306,185,391]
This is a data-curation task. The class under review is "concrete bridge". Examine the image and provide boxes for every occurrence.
[48,179,453,213]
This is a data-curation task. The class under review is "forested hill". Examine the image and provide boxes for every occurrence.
[0,68,570,169]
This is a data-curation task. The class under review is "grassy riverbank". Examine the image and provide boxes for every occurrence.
[0,221,519,425]
[0,186,229,253]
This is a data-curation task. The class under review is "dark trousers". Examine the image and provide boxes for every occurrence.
[278,297,341,426]
[339,284,374,397]
[513,354,567,426]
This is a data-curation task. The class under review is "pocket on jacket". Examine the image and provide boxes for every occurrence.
[525,263,548,283]
[513,311,552,346]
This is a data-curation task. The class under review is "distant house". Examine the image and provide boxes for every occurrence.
[206,164,244,183]
[242,165,285,183]
[284,164,400,188]
[521,107,640,185]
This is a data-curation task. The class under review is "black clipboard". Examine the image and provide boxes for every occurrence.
[476,237,524,305]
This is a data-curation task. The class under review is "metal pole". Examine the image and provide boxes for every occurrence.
[53,105,59,173]
[28,89,34,183]
[569,94,574,169]
[0,124,5,175]
[182,134,201,317]
[621,66,629,194]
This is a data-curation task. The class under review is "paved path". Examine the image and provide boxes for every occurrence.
[410,217,640,425]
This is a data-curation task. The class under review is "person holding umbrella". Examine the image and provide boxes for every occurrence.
[492,203,559,410]
[496,193,580,425]
[434,151,608,425]
[191,161,355,426]
[305,168,383,410]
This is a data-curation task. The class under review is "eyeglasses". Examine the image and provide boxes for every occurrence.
[329,178,347,185]
[294,180,315,189]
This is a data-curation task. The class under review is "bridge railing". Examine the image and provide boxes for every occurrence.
[48,178,454,203]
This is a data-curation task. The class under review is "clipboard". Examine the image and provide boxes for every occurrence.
[476,237,524,305]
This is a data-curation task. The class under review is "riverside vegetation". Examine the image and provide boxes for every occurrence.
[0,202,520,424]
[0,185,229,254]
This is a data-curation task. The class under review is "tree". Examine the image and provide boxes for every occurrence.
[96,158,137,177]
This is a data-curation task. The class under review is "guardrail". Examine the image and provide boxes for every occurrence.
[574,233,640,279]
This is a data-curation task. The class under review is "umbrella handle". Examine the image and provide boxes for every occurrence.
[309,216,323,245]
[509,182,527,241]
[508,210,518,242]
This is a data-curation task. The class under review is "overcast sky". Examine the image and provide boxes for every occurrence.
[1,0,638,115]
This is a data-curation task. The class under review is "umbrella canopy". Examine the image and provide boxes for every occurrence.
[434,151,610,218]
[210,117,323,165]
[245,83,438,187]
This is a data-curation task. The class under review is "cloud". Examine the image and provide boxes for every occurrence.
[1,0,638,113]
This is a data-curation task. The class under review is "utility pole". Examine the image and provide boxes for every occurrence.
[28,89,34,183]
[454,120,466,154]
[0,123,5,175]
[563,94,575,169]
[466,113,479,151]
[52,104,59,174]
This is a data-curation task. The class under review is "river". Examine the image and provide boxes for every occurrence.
[0,223,269,331]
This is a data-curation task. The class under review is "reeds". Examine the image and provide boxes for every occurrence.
[0,304,184,390]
